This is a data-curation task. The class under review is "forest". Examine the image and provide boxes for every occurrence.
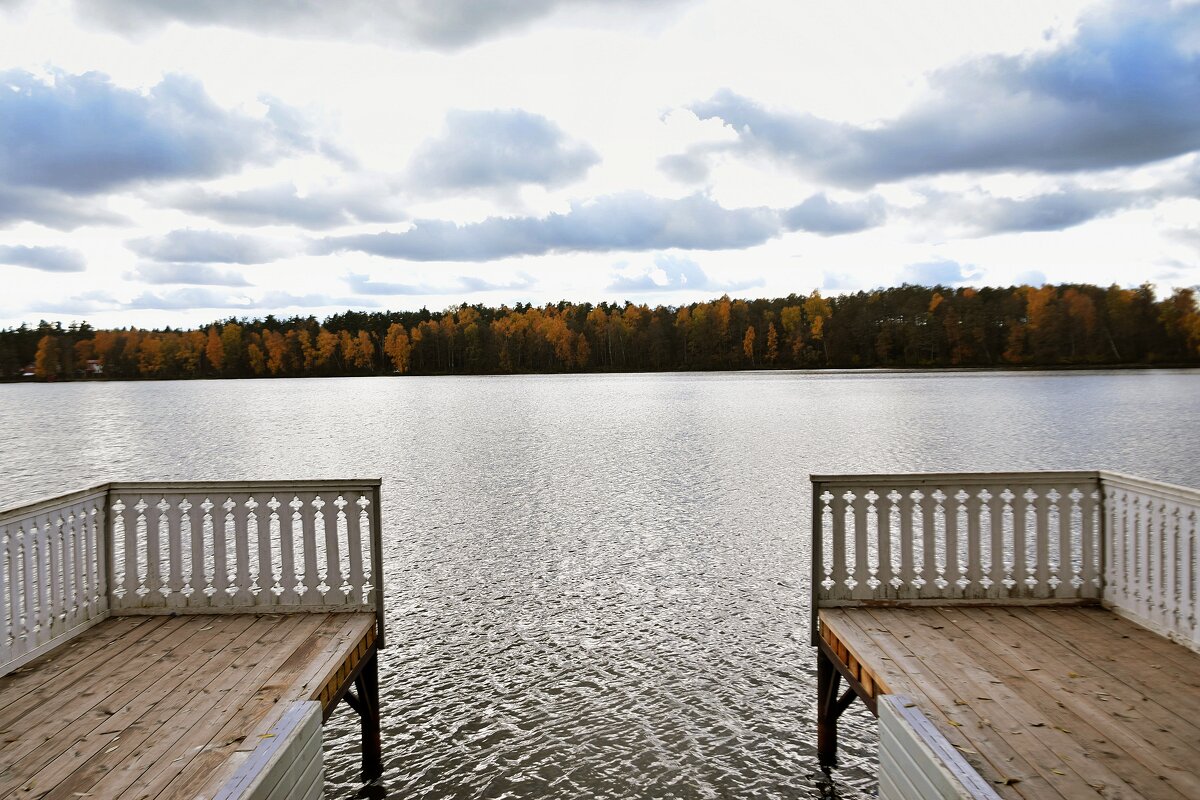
[2,282,1199,381]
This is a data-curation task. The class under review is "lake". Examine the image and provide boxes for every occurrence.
[2,369,1198,798]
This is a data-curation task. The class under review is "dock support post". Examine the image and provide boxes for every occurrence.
[355,651,383,780]
[817,647,859,768]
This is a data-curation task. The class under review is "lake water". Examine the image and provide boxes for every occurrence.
[2,369,1199,798]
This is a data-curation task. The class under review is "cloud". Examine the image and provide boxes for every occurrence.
[685,1,1200,185]
[0,244,86,272]
[30,287,253,314]
[0,185,126,230]
[782,193,886,235]
[346,271,536,295]
[31,287,371,315]
[0,69,327,194]
[128,229,291,264]
[317,193,781,261]
[128,262,253,287]
[408,109,598,193]
[125,288,255,310]
[168,181,405,230]
[658,152,711,184]
[899,259,983,286]
[258,291,376,309]
[607,254,762,294]
[80,0,683,50]
[911,184,1149,236]
[1168,227,1200,251]
[1014,270,1048,286]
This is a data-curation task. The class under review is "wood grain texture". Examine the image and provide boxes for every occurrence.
[0,611,374,800]
[821,605,1200,799]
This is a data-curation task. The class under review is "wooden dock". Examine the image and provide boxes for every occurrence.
[820,606,1200,799]
[810,471,1200,800]
[0,480,386,800]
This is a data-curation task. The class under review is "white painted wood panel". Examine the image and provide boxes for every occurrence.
[214,700,326,800]
[877,695,1001,800]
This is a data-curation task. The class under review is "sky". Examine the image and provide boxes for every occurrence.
[0,0,1198,329]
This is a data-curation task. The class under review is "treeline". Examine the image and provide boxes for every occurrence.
[3,283,1199,381]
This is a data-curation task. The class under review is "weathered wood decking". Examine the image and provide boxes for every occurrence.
[0,611,376,799]
[820,606,1200,799]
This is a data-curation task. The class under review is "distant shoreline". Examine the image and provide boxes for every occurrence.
[4,361,1199,385]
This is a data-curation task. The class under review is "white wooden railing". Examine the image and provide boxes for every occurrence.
[0,479,384,677]
[1,487,110,674]
[1101,472,1199,651]
[812,471,1200,653]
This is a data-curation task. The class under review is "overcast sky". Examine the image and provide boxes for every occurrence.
[0,0,1198,329]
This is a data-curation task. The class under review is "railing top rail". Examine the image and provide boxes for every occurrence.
[810,470,1101,486]
[0,484,110,523]
[107,478,383,492]
[1099,471,1200,504]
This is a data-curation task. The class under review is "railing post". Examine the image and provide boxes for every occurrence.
[99,484,113,614]
[811,479,823,647]
[370,482,385,649]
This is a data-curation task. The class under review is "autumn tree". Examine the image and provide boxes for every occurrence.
[34,335,61,379]
[383,323,411,373]
[205,326,224,374]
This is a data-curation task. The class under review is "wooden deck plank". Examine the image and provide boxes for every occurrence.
[820,606,1200,800]
[0,616,199,774]
[165,613,374,800]
[933,607,1193,800]
[979,608,1200,796]
[35,615,286,800]
[0,611,375,800]
[1041,609,1200,690]
[1,616,255,798]
[1021,607,1200,736]
[862,608,1104,800]
[822,609,1050,800]
[0,616,171,751]
[0,615,149,695]
[66,615,323,800]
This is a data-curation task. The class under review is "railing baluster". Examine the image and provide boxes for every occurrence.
[254,496,275,608]
[919,490,937,599]
[965,490,982,597]
[300,494,322,606]
[943,490,960,597]
[34,515,49,639]
[325,496,345,601]
[47,513,63,638]
[282,497,302,604]
[878,491,895,594]
[232,495,252,605]
[212,497,229,603]
[86,501,102,616]
[165,495,185,607]
[63,509,78,626]
[898,489,916,598]
[1,524,10,661]
[830,491,848,599]
[346,495,365,606]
